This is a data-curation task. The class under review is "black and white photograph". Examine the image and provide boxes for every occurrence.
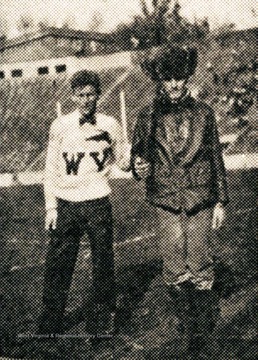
[0,1,257,359]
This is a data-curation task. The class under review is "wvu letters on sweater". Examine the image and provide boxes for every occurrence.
[44,109,123,210]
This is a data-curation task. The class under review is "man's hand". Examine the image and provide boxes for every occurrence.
[134,156,151,179]
[45,208,58,231]
[212,202,226,230]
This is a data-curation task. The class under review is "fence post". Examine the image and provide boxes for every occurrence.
[56,101,62,117]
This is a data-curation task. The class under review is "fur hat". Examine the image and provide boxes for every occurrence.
[140,45,198,81]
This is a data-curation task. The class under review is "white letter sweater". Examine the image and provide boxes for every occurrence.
[44,109,124,211]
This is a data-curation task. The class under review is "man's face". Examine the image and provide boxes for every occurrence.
[161,78,188,101]
[72,84,99,117]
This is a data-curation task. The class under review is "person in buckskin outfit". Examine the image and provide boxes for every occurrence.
[131,46,229,303]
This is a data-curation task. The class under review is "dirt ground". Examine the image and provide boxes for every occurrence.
[0,169,257,359]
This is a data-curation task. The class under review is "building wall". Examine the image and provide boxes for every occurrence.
[0,35,112,65]
[0,50,133,80]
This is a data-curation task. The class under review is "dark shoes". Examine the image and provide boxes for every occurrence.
[166,282,195,335]
[90,303,115,349]
[96,305,116,337]
[167,281,195,308]
[37,306,64,336]
[167,282,219,342]
[97,309,115,337]
[192,289,220,333]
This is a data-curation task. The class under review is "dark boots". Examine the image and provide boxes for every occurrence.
[167,282,220,359]
[89,302,115,350]
[94,303,115,337]
[193,289,219,334]
[37,304,65,336]
[167,282,196,335]
[188,289,220,359]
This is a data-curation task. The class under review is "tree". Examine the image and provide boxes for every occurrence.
[61,15,76,30]
[251,7,256,17]
[128,0,171,46]
[213,22,236,37]
[112,23,133,50]
[112,0,210,51]
[166,0,189,43]
[0,16,8,37]
[17,14,34,34]
[88,11,104,32]
[38,19,52,31]
[171,0,181,25]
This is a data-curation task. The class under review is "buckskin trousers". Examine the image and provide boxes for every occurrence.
[38,196,116,334]
[156,206,214,290]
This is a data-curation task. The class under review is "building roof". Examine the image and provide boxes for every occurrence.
[215,27,257,39]
[0,27,114,50]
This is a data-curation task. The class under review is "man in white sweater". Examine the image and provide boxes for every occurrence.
[38,70,128,337]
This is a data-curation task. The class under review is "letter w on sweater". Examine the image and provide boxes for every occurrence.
[63,152,85,175]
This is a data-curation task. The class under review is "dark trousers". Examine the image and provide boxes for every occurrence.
[39,196,116,334]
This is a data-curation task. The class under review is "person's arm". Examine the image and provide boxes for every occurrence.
[209,109,229,229]
[131,110,151,180]
[210,109,229,206]
[44,121,59,230]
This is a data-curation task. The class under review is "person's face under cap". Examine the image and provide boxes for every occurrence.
[161,77,188,102]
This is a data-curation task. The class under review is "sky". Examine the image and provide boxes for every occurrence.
[0,0,257,38]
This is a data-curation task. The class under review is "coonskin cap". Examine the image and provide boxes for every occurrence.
[140,45,198,81]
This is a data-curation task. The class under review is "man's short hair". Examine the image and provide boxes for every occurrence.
[70,70,101,95]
